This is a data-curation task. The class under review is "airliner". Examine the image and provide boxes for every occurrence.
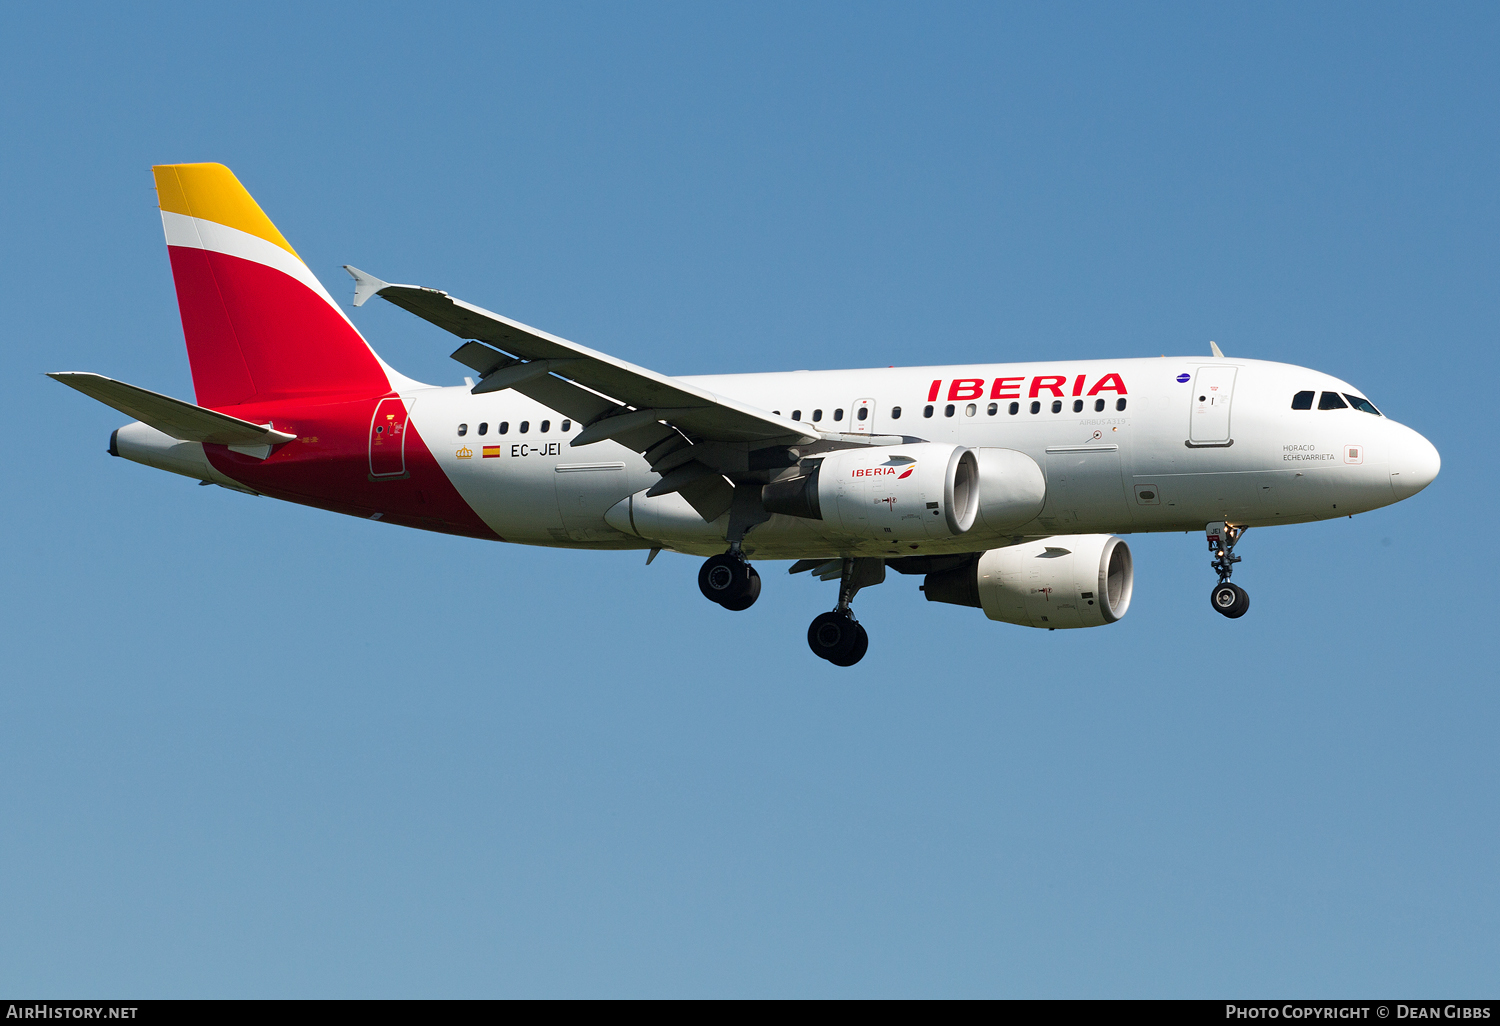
[52,163,1441,666]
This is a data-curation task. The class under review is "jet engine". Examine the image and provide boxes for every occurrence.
[923,534,1133,628]
[762,442,978,541]
[971,447,1046,531]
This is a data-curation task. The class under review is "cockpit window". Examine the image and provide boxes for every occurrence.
[1344,393,1381,416]
[1291,390,1314,410]
[1318,391,1349,410]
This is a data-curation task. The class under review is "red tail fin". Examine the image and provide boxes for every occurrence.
[153,163,392,408]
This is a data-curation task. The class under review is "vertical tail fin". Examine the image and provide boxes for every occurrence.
[153,163,393,408]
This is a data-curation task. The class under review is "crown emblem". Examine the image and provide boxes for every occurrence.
[456,446,473,459]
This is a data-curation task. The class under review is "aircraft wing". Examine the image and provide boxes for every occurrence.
[345,266,831,520]
[49,372,297,446]
[344,266,816,450]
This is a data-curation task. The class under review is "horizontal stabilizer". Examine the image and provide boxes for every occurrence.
[48,372,297,446]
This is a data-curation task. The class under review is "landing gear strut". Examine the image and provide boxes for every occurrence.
[699,551,761,610]
[1206,522,1250,619]
[699,493,772,612]
[804,558,882,666]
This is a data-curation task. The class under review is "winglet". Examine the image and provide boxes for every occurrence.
[343,265,392,308]
[1210,340,1225,358]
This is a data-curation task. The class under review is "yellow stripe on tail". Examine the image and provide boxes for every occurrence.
[152,163,300,260]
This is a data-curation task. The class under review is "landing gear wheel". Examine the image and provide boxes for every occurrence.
[1210,582,1250,619]
[827,622,869,667]
[718,566,761,611]
[699,554,753,606]
[808,610,865,665]
[1205,523,1250,620]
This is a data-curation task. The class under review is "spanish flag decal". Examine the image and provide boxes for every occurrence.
[482,446,501,458]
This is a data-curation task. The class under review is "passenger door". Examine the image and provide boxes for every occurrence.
[1188,367,1237,446]
[368,397,409,478]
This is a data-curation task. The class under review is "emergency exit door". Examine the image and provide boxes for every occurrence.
[369,397,410,478]
[1188,367,1237,445]
[849,398,876,434]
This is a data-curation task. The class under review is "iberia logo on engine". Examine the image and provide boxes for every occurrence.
[854,455,916,479]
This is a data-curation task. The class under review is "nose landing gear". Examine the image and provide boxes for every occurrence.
[1206,522,1250,618]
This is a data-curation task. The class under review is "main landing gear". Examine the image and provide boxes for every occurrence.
[808,609,868,667]
[699,551,761,611]
[804,557,883,667]
[698,548,882,666]
[1206,521,1250,619]
[699,494,773,612]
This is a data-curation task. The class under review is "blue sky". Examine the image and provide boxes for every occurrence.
[1,1,1496,997]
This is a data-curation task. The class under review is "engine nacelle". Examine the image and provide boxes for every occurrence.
[972,447,1046,531]
[763,442,978,541]
[923,534,1133,628]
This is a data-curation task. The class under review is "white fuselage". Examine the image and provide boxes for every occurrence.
[407,355,1438,559]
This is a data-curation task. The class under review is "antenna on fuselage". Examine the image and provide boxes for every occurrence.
[1209,340,1225,358]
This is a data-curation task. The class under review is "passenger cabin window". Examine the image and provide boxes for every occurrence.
[1009,402,1019,415]
[812,409,823,422]
[857,407,868,421]
[1344,394,1381,416]
[792,410,802,421]
[1094,398,1105,412]
[1291,390,1315,410]
[540,420,551,433]
[561,419,572,431]
[457,423,468,436]
[987,402,998,416]
[891,406,902,419]
[923,405,934,418]
[1318,392,1348,410]
[944,404,956,417]
[1073,399,1083,413]
[478,422,488,435]
[520,421,530,433]
[833,408,844,421]
[498,422,509,434]
[1116,398,1127,411]
[1050,400,1062,413]
[1030,401,1041,414]
[966,403,976,416]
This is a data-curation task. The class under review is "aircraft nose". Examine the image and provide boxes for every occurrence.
[1390,426,1440,500]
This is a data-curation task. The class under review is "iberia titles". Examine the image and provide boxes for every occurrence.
[926,373,1128,401]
